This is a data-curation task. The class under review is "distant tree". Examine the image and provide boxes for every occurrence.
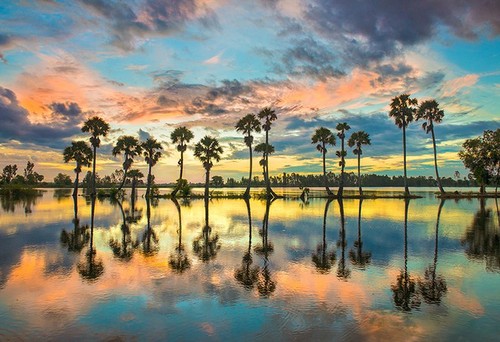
[1,164,18,184]
[194,136,223,198]
[311,127,336,197]
[416,100,445,194]
[112,135,142,192]
[23,161,44,184]
[82,116,110,196]
[54,173,72,186]
[128,169,144,200]
[348,131,371,196]
[141,137,163,198]
[63,141,93,197]
[236,114,262,198]
[170,126,194,197]
[211,175,224,188]
[459,129,500,194]
[336,123,351,197]
[257,107,278,199]
[389,94,418,196]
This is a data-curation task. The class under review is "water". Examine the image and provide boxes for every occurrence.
[0,188,499,340]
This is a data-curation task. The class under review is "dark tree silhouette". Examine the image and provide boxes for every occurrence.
[127,169,144,203]
[236,114,262,199]
[108,198,137,261]
[257,107,279,199]
[255,198,276,297]
[194,136,223,199]
[60,195,90,252]
[418,200,447,304]
[336,198,351,279]
[63,141,93,198]
[77,197,104,281]
[349,199,371,269]
[311,127,336,197]
[389,94,418,197]
[141,137,163,198]
[82,116,110,197]
[170,126,194,197]
[391,199,421,311]
[112,135,142,192]
[312,198,336,273]
[136,197,160,256]
[347,131,371,196]
[336,123,351,198]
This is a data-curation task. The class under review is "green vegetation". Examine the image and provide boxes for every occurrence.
[348,131,371,196]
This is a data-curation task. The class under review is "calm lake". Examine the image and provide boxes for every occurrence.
[0,188,499,341]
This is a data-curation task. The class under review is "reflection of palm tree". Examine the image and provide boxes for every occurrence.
[81,116,110,197]
[169,197,191,273]
[349,199,371,269]
[77,197,104,281]
[336,198,350,279]
[61,196,90,252]
[112,135,142,192]
[311,127,336,197]
[419,200,447,304]
[138,197,159,256]
[462,198,500,272]
[312,198,336,273]
[236,114,261,199]
[235,198,259,288]
[391,199,420,311]
[255,198,276,297]
[109,198,137,261]
[193,198,221,262]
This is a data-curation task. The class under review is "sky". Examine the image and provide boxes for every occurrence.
[0,0,499,183]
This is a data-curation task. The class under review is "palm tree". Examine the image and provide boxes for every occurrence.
[347,131,371,196]
[171,126,194,197]
[81,116,110,197]
[336,122,351,197]
[257,107,278,199]
[127,169,144,202]
[389,94,418,196]
[141,137,163,198]
[194,136,223,199]
[416,100,445,194]
[112,136,142,192]
[236,114,262,198]
[311,127,336,197]
[63,141,93,198]
[254,143,275,179]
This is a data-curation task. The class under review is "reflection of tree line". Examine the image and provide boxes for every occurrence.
[58,193,499,305]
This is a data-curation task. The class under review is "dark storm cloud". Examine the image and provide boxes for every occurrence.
[79,0,220,51]
[304,0,500,66]
[0,87,81,148]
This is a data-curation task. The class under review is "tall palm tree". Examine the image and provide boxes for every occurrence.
[81,116,110,197]
[389,94,418,197]
[112,136,142,192]
[194,136,223,199]
[416,100,446,194]
[255,143,275,181]
[347,131,371,196]
[63,141,93,198]
[141,137,163,198]
[257,107,278,199]
[236,114,262,198]
[312,127,336,197]
[336,123,351,197]
[170,126,194,197]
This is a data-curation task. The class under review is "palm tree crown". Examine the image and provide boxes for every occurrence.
[194,136,224,171]
[63,141,93,174]
[348,131,371,155]
[113,136,142,162]
[416,100,444,132]
[257,107,277,132]
[312,127,336,153]
[142,138,163,167]
[389,94,418,129]
[236,114,261,147]
[171,126,194,153]
[82,116,110,148]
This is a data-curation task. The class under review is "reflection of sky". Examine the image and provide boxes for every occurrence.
[0,190,499,339]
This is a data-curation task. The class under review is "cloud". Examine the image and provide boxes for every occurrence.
[0,87,81,148]
[441,74,479,97]
[203,51,223,65]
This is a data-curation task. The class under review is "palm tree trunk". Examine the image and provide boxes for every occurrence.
[357,152,362,196]
[402,125,410,196]
[118,166,128,192]
[265,130,278,199]
[146,163,152,198]
[73,170,79,198]
[172,150,184,197]
[92,146,97,197]
[244,142,253,199]
[322,144,333,196]
[339,137,345,197]
[431,125,445,194]
[205,168,210,199]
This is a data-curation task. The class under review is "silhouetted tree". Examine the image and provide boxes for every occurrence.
[63,141,92,197]
[236,114,262,198]
[171,126,194,197]
[312,127,336,197]
[112,135,142,192]
[312,198,336,273]
[82,116,110,197]
[257,107,279,199]
[349,199,371,269]
[348,131,371,196]
[194,136,223,198]
[336,123,351,197]
[141,137,163,198]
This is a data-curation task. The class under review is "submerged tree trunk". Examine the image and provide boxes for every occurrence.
[339,138,345,198]
[146,163,152,198]
[431,125,445,194]
[264,130,278,199]
[172,150,184,197]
